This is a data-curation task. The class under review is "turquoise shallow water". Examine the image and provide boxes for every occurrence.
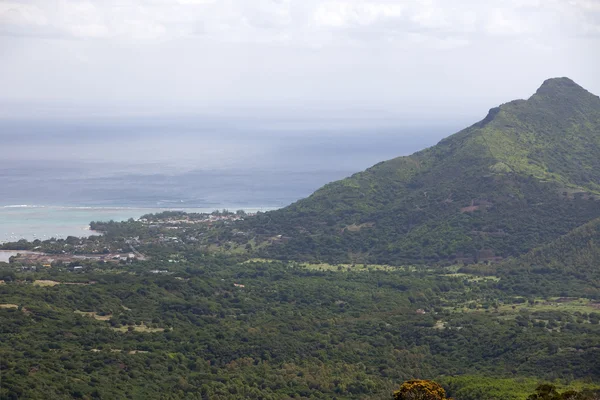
[0,206,272,243]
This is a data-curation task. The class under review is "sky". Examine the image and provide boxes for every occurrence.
[1,0,599,123]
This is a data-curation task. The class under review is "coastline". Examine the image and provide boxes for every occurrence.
[0,205,277,243]
[0,250,46,263]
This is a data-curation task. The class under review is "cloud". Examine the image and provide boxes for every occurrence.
[0,0,173,40]
[0,2,47,26]
[313,2,404,28]
[0,0,597,44]
[0,0,598,121]
[485,8,532,36]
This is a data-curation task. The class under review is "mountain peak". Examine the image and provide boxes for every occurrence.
[534,77,586,97]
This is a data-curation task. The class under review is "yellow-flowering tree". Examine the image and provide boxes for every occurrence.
[393,380,449,400]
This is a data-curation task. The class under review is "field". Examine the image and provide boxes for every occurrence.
[448,296,600,316]
[74,310,112,321]
[32,279,61,287]
[110,324,166,333]
[442,273,501,282]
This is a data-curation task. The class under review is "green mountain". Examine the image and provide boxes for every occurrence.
[494,216,600,299]
[250,78,600,264]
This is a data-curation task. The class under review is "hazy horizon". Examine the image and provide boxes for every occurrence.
[1,0,599,122]
[1,0,600,210]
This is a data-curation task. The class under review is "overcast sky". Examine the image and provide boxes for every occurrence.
[1,0,599,122]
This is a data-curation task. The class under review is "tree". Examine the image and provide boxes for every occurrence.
[393,380,449,400]
[527,384,560,400]
[527,385,600,400]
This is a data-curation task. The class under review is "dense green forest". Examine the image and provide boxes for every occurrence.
[2,249,600,399]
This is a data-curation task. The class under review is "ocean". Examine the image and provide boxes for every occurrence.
[0,164,350,242]
[0,117,454,242]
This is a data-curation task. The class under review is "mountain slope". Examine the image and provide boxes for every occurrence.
[246,78,600,264]
[494,216,600,298]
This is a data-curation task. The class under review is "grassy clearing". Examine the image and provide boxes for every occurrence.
[33,280,61,287]
[0,304,19,309]
[74,310,112,321]
[433,320,446,330]
[90,349,149,354]
[299,262,407,272]
[244,259,421,273]
[498,298,599,314]
[442,273,501,282]
[241,258,409,272]
[450,297,599,315]
[73,309,164,332]
[206,241,252,255]
[111,324,165,333]
[242,258,280,264]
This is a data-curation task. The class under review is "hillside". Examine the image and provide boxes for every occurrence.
[248,78,600,264]
[494,216,600,299]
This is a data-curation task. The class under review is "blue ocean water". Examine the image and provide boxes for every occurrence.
[0,165,356,241]
[0,117,454,242]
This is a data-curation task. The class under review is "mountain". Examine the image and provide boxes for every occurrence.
[493,216,600,299]
[248,78,600,264]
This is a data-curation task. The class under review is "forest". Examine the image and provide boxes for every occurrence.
[2,237,600,399]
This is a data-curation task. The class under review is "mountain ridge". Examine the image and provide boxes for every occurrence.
[246,77,600,264]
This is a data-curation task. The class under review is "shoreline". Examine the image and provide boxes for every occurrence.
[0,205,278,244]
[0,250,43,263]
[1,204,279,212]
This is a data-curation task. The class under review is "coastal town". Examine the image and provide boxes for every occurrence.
[0,210,264,270]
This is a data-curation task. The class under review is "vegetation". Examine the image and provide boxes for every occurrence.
[2,249,600,399]
[525,384,600,400]
[241,78,600,264]
[393,380,450,400]
[2,78,600,398]
[393,380,600,400]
